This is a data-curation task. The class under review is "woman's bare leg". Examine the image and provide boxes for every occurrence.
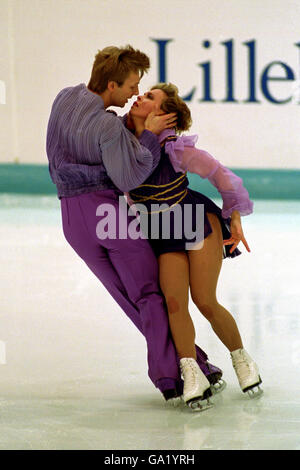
[188,213,243,352]
[158,251,197,359]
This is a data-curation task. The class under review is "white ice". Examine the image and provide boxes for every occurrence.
[0,195,300,450]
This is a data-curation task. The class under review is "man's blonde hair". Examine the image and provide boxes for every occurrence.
[151,83,192,133]
[88,45,150,94]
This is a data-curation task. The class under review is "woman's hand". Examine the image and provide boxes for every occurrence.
[223,211,251,254]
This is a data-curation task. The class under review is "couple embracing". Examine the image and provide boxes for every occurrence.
[46,45,262,411]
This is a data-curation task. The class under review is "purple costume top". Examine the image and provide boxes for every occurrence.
[46,84,162,198]
[129,129,253,218]
[128,129,253,257]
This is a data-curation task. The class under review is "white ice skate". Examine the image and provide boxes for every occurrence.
[180,358,213,411]
[210,379,227,396]
[231,348,263,398]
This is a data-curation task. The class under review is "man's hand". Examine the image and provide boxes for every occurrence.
[129,104,177,137]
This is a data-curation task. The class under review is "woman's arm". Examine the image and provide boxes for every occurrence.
[165,137,254,219]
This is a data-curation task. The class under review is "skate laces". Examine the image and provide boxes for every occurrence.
[180,358,198,387]
[231,351,251,381]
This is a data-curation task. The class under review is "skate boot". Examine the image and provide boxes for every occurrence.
[180,358,213,411]
[231,348,263,398]
[199,360,227,395]
[196,346,226,395]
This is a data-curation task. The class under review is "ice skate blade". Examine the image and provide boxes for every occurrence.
[165,396,183,408]
[210,379,227,395]
[243,376,263,399]
[246,385,263,399]
[186,397,213,412]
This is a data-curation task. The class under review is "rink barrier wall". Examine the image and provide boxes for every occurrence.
[0,163,299,199]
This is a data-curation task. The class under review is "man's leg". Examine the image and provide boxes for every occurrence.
[61,193,181,392]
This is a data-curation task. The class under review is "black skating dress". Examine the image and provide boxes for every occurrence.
[128,130,253,258]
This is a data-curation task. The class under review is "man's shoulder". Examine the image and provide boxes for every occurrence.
[98,112,132,146]
[55,83,84,98]
[50,84,83,111]
[99,109,124,130]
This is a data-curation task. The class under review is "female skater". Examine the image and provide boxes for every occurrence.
[127,83,262,408]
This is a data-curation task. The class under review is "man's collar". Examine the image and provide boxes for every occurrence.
[84,84,105,109]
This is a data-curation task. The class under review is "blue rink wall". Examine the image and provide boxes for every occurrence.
[0,163,299,199]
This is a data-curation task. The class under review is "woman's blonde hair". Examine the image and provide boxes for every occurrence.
[150,83,192,133]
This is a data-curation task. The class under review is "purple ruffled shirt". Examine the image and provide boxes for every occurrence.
[46,83,161,198]
[157,129,254,218]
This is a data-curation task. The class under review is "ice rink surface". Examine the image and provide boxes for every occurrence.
[0,195,300,450]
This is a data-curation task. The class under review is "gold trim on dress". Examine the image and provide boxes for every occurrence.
[132,188,188,214]
[129,136,187,214]
[132,171,187,189]
[129,172,188,214]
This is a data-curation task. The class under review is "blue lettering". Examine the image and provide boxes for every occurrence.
[150,38,173,82]
[198,40,215,103]
[151,38,196,102]
[150,38,298,105]
[221,39,238,102]
[198,62,215,102]
[261,61,295,104]
[181,87,197,102]
[243,40,260,103]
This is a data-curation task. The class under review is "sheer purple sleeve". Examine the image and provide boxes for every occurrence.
[165,135,254,218]
[207,165,254,218]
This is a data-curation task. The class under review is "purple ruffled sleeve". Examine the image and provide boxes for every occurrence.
[165,135,254,218]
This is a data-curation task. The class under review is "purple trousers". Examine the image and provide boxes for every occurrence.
[61,189,209,394]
